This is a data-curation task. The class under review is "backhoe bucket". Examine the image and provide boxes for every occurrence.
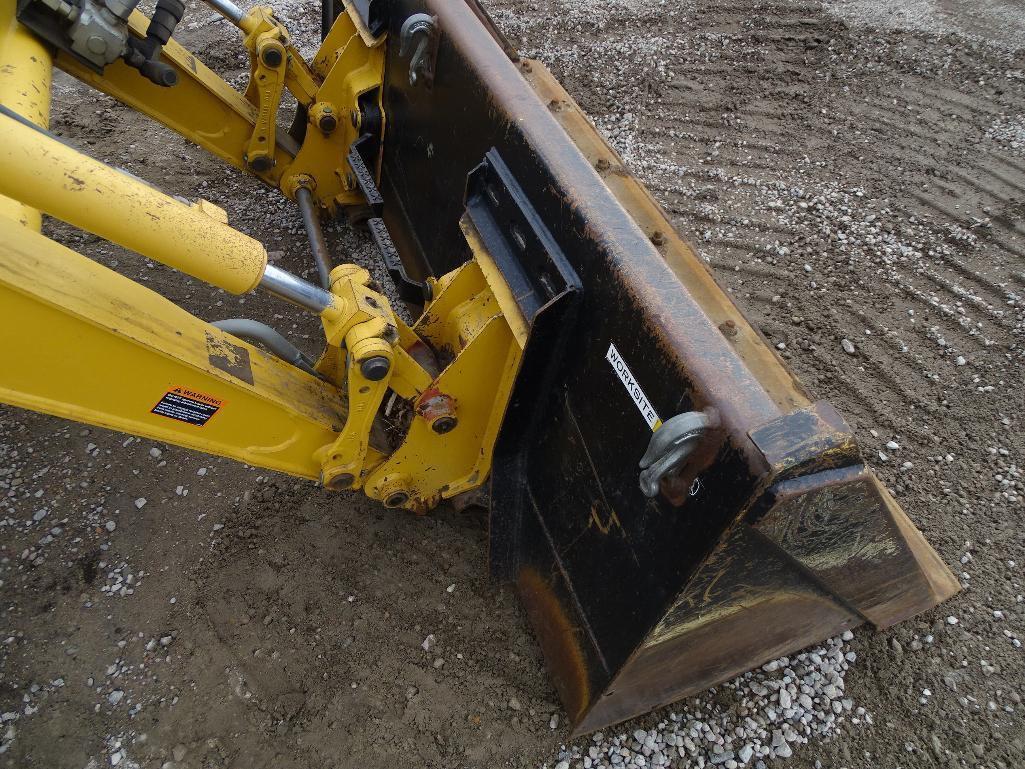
[373,0,959,734]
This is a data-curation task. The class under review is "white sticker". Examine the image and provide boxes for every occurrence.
[606,342,662,431]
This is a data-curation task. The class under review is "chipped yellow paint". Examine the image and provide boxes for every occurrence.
[52,8,386,212]
[284,12,386,211]
[460,217,529,348]
[0,116,268,294]
[0,221,345,478]
[340,0,386,49]
[57,11,297,184]
[0,4,52,229]
[363,254,525,508]
[2,6,520,515]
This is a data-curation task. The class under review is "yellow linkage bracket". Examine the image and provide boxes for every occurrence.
[315,265,430,491]
[238,6,320,175]
[240,7,289,173]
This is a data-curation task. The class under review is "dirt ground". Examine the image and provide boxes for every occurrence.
[2,0,1024,767]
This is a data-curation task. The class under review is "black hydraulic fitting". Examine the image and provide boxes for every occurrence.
[123,0,185,87]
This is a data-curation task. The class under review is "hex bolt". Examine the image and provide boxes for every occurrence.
[431,416,457,434]
[327,472,355,490]
[359,356,390,381]
[261,47,284,67]
[384,491,409,508]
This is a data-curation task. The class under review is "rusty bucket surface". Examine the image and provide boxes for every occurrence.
[373,0,958,734]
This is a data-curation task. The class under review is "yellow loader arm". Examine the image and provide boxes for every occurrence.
[0,0,958,734]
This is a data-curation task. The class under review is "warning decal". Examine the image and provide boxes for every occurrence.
[151,387,224,427]
[606,343,663,431]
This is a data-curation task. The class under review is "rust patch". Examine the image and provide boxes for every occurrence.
[516,567,590,722]
[415,386,456,421]
[205,332,254,385]
[748,401,859,481]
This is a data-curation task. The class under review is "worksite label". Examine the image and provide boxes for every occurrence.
[151,387,223,427]
[606,343,662,431]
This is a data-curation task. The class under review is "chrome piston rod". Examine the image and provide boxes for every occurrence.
[201,0,244,26]
[259,264,334,313]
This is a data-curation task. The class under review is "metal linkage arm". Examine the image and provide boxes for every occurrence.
[314,264,433,491]
[55,9,300,182]
[0,102,500,513]
[36,0,382,215]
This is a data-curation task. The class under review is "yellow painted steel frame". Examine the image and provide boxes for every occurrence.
[0,3,525,512]
[0,221,346,479]
[0,1,52,228]
[57,10,297,187]
[281,10,386,208]
[0,199,524,509]
[364,259,524,511]
[55,5,383,211]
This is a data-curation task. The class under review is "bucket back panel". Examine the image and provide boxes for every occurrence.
[376,0,958,733]
[378,0,781,658]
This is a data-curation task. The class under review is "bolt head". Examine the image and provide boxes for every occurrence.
[359,356,390,381]
[327,473,355,490]
[249,155,273,173]
[319,114,337,133]
[86,35,108,55]
[384,491,409,508]
[261,47,284,67]
[157,69,178,87]
[431,416,457,434]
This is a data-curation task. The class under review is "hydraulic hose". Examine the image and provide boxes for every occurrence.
[211,319,322,378]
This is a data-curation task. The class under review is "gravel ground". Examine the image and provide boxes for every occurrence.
[2,1,1024,768]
